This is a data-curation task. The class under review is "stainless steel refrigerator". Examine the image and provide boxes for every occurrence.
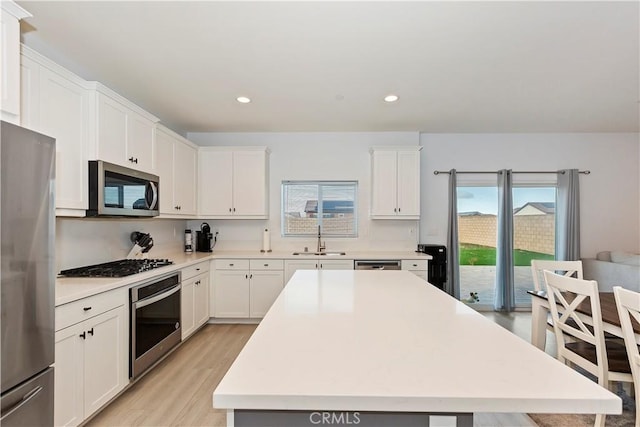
[1,121,55,426]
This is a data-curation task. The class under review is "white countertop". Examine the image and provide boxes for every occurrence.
[55,250,431,306]
[213,270,620,414]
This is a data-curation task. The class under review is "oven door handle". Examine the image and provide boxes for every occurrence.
[134,284,181,310]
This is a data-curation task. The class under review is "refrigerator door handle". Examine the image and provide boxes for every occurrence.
[0,386,43,421]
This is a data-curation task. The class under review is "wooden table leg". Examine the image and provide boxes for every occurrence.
[531,297,549,351]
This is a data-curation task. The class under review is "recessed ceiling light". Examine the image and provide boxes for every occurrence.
[384,94,399,103]
[236,96,251,104]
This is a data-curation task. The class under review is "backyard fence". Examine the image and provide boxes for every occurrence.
[458,214,555,255]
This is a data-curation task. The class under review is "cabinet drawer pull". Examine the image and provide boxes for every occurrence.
[88,328,94,336]
[196,268,200,271]
[413,264,417,267]
[264,264,269,267]
[83,307,92,311]
[229,263,234,267]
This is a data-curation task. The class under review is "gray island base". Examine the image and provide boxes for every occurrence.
[232,409,473,427]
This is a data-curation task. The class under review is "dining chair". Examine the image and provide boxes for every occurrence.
[613,286,640,427]
[531,260,584,349]
[531,260,583,291]
[544,270,633,427]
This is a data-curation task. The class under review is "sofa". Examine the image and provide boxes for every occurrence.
[582,251,640,292]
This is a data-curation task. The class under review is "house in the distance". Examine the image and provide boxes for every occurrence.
[514,202,555,216]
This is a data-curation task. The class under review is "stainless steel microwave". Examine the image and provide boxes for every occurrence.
[87,160,159,217]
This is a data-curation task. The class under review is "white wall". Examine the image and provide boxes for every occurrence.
[419,133,640,258]
[55,131,638,270]
[56,217,186,271]
[187,132,421,252]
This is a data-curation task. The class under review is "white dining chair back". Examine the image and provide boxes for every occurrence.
[613,286,640,427]
[544,270,633,427]
[531,260,583,292]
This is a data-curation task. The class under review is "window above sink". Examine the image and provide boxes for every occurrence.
[281,181,358,238]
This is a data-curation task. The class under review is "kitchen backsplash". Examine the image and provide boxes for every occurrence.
[55,218,186,272]
[55,216,418,272]
[186,219,418,253]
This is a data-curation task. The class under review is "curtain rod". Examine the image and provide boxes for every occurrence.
[433,170,590,175]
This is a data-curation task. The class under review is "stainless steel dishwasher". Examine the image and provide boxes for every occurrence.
[354,260,401,270]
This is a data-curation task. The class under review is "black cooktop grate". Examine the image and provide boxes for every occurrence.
[59,259,173,278]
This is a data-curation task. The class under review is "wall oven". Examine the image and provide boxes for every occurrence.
[88,160,159,217]
[130,273,181,379]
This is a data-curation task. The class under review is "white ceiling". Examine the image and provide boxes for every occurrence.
[17,1,640,134]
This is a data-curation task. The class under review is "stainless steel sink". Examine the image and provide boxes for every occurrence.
[292,252,346,256]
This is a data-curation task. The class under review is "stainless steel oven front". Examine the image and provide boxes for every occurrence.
[130,272,181,379]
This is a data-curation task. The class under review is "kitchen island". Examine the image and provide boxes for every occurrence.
[213,270,621,427]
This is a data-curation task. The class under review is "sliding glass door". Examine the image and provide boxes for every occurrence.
[457,184,557,311]
[512,186,556,308]
[457,186,498,310]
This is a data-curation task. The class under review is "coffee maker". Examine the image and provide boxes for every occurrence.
[196,222,214,252]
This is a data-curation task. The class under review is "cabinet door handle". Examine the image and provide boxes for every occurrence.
[398,207,401,212]
[413,264,417,267]
[394,208,397,213]
[79,332,86,339]
[196,268,200,271]
[229,208,232,212]
[83,307,92,311]
[250,274,253,279]
[134,158,138,164]
[233,208,236,212]
[129,157,135,162]
[245,274,248,279]
[88,328,94,336]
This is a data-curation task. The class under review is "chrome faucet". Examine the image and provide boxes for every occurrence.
[317,225,326,253]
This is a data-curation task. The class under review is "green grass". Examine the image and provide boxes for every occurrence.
[459,244,554,267]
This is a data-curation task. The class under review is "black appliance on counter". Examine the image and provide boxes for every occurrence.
[417,244,447,290]
[196,222,214,252]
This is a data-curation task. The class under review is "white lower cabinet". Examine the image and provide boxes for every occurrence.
[284,259,354,284]
[181,261,210,339]
[401,259,428,280]
[54,289,128,427]
[214,259,284,319]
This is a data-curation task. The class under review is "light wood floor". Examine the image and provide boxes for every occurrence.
[87,314,542,427]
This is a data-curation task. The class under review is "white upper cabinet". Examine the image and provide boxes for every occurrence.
[1,1,31,124]
[87,83,158,174]
[154,125,197,216]
[198,147,269,218]
[370,146,422,219]
[20,46,89,217]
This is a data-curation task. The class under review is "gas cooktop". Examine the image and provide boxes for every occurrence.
[59,259,174,278]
